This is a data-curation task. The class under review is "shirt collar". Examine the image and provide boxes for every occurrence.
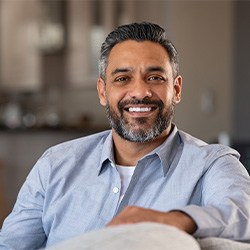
[97,125,183,176]
[141,124,183,176]
[98,131,115,175]
[157,125,183,176]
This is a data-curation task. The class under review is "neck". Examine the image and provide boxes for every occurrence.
[112,126,172,166]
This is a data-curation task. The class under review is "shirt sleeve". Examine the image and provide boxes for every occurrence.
[180,153,250,242]
[0,155,48,250]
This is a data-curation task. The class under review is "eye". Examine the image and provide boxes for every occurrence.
[147,75,165,82]
[114,76,130,83]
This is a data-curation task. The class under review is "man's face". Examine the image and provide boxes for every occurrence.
[97,40,182,142]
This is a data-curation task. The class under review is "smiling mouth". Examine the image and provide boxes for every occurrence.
[124,106,157,113]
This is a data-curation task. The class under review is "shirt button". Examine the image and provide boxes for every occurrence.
[113,187,119,193]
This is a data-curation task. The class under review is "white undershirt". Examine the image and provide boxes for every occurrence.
[116,165,136,204]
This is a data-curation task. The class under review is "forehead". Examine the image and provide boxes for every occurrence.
[107,40,172,73]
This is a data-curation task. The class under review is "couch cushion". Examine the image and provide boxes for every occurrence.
[198,237,250,250]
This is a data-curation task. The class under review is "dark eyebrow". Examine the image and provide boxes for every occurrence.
[111,66,166,76]
[146,66,166,73]
[111,68,133,76]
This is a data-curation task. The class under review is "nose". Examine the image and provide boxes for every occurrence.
[128,79,152,99]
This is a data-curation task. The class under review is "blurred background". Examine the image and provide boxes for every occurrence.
[0,0,250,225]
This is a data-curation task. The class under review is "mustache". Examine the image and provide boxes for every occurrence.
[118,97,164,111]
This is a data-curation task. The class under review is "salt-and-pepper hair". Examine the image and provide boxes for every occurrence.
[98,22,179,81]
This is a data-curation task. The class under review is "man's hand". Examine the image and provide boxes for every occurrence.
[107,206,197,234]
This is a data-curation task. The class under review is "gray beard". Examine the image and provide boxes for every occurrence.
[106,98,175,142]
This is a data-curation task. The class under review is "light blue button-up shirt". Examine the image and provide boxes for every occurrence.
[1,125,250,249]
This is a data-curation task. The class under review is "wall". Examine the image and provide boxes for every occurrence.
[168,2,234,143]
[233,1,250,142]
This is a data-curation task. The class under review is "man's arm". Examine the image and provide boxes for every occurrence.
[0,158,47,250]
[108,206,197,234]
[108,153,250,241]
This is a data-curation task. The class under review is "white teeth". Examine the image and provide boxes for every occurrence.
[128,107,152,112]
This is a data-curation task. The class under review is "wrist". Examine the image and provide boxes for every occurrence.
[161,210,197,234]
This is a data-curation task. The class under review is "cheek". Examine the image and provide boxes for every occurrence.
[106,87,127,105]
[106,92,121,110]
[155,87,174,103]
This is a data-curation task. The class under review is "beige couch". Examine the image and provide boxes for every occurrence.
[46,223,250,250]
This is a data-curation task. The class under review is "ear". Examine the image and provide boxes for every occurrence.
[173,75,182,104]
[97,78,107,106]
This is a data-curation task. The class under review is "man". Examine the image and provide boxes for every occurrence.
[1,22,250,249]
